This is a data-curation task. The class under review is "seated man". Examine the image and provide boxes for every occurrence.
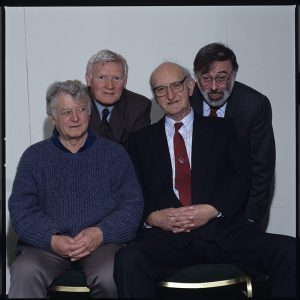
[86,49,152,150]
[8,80,144,298]
[113,62,296,298]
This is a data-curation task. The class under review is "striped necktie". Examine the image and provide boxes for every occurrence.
[173,122,192,206]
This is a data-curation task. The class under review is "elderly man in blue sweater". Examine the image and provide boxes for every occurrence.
[8,80,144,298]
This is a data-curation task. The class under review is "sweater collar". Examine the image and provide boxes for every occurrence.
[51,127,96,153]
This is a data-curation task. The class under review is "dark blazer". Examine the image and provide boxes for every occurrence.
[129,113,263,251]
[89,88,151,150]
[190,82,276,223]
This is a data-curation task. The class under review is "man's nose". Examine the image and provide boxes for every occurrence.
[105,78,114,89]
[166,86,176,100]
[71,110,79,121]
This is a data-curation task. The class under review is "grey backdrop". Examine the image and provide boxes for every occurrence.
[5,5,297,292]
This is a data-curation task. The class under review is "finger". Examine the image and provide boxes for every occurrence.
[70,250,91,261]
[168,210,194,219]
[68,244,89,257]
[67,241,87,251]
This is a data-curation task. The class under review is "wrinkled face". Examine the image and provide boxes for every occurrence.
[196,60,235,107]
[86,61,127,105]
[152,63,195,122]
[50,92,89,141]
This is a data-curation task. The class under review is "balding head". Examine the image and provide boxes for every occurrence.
[149,62,195,121]
[150,62,191,88]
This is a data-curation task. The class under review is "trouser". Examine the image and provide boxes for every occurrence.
[114,233,296,298]
[9,243,122,298]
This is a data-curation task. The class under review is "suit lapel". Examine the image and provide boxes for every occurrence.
[190,85,204,115]
[153,117,173,179]
[224,82,239,118]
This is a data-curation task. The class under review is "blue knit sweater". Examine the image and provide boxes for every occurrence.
[9,136,144,254]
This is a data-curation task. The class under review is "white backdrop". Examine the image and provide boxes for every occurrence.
[5,5,296,292]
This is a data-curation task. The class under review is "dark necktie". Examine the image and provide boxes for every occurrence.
[209,107,218,118]
[102,108,110,130]
[173,123,192,206]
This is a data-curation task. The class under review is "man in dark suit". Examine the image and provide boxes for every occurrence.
[113,62,295,298]
[190,43,275,225]
[86,49,152,150]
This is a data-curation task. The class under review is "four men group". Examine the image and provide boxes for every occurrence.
[8,44,295,298]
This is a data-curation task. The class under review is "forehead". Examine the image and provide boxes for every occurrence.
[204,60,233,74]
[152,64,185,86]
[91,61,124,74]
[55,92,86,109]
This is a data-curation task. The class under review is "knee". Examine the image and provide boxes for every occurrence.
[10,255,41,281]
[270,236,296,271]
[91,276,118,298]
[114,245,143,272]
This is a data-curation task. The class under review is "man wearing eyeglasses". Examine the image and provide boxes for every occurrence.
[86,49,152,150]
[113,62,295,298]
[190,43,275,226]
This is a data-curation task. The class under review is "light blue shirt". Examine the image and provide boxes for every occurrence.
[165,109,194,199]
[94,100,114,122]
[203,101,227,118]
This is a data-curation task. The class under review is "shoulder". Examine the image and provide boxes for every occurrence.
[132,118,162,137]
[230,82,272,118]
[233,81,270,104]
[21,139,53,157]
[123,89,151,107]
[15,139,54,172]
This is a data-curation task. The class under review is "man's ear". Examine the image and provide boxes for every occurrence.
[188,79,196,96]
[49,115,56,127]
[85,73,91,87]
[123,76,128,87]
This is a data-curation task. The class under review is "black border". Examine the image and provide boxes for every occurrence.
[296,5,299,300]
[2,0,299,6]
[1,5,5,298]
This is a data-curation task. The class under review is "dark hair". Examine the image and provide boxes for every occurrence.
[193,43,239,75]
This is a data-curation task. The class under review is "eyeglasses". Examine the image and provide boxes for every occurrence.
[199,71,233,86]
[152,76,187,97]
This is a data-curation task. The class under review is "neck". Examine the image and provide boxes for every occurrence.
[168,106,191,122]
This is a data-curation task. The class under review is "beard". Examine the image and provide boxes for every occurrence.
[199,78,235,108]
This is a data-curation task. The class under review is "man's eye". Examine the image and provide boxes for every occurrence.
[172,82,181,88]
[156,87,165,92]
[62,110,71,115]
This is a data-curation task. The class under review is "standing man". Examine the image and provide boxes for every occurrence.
[113,62,295,298]
[8,80,143,298]
[190,43,275,224]
[86,49,152,150]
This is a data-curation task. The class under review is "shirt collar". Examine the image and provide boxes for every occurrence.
[204,101,227,115]
[94,99,115,116]
[165,108,194,133]
[51,127,96,153]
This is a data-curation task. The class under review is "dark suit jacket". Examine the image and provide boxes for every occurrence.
[190,82,276,223]
[129,113,263,251]
[89,88,151,150]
